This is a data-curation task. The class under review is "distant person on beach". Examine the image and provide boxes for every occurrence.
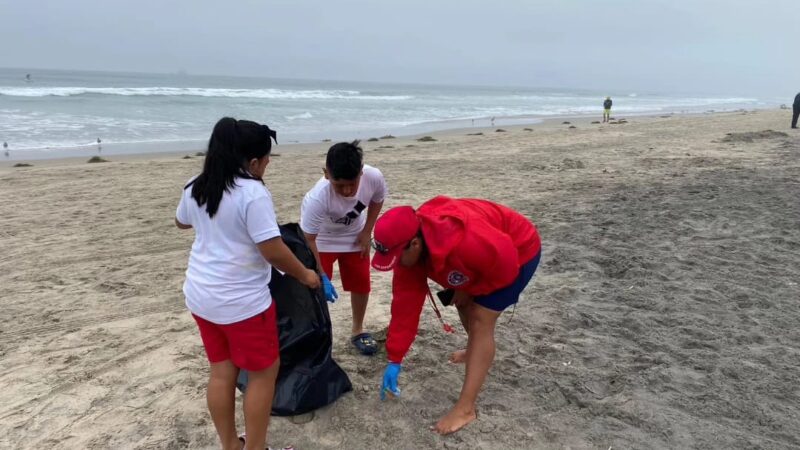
[792,92,800,129]
[603,96,613,122]
[300,140,387,355]
[3,142,8,157]
[175,117,320,450]
[491,117,495,127]
[371,196,541,434]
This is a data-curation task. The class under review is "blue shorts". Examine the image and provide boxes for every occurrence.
[475,251,541,312]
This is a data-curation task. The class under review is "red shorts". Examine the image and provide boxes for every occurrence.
[319,251,371,294]
[192,305,279,372]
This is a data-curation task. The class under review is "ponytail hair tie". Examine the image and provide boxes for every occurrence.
[263,125,278,145]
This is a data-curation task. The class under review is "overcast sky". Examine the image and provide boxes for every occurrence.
[0,0,796,97]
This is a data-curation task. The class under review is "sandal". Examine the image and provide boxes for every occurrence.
[238,433,294,450]
[351,332,378,355]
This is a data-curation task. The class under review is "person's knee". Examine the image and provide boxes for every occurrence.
[246,359,280,381]
[209,360,239,380]
[467,306,499,332]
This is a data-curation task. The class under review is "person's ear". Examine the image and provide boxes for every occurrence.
[248,158,259,173]
[323,167,330,180]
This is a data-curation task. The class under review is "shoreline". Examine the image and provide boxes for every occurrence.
[0,108,770,170]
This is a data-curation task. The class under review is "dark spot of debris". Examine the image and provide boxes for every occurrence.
[721,130,789,143]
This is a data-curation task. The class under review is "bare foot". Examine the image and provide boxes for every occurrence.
[431,405,477,435]
[448,349,467,364]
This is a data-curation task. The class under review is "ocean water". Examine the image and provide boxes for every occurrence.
[0,67,771,158]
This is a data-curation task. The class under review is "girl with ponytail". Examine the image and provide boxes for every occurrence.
[176,117,319,450]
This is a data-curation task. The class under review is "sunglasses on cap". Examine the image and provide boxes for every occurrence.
[371,239,389,254]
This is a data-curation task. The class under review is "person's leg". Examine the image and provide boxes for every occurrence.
[435,252,541,433]
[207,360,242,450]
[192,314,240,450]
[450,291,473,364]
[792,107,799,128]
[242,359,280,450]
[318,252,337,280]
[339,252,371,337]
[350,291,369,336]
[434,302,501,435]
[230,307,281,450]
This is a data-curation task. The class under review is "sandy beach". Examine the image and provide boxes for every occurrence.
[1,109,799,449]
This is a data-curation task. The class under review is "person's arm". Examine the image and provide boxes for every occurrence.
[300,193,326,270]
[357,169,388,257]
[381,263,429,399]
[257,237,320,289]
[385,263,429,363]
[248,191,320,289]
[356,201,383,258]
[303,232,324,274]
[175,190,193,229]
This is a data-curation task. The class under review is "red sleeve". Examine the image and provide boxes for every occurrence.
[456,225,520,295]
[386,263,429,363]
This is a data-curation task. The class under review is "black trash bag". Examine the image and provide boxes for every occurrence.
[237,223,352,416]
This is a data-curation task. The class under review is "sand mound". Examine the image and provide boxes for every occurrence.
[721,129,789,143]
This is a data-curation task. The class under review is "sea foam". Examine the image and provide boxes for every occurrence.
[0,86,412,101]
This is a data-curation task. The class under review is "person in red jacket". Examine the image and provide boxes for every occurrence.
[371,196,541,434]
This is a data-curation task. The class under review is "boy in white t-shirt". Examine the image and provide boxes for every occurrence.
[300,141,387,355]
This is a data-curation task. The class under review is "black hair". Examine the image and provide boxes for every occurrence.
[325,140,363,180]
[186,117,277,218]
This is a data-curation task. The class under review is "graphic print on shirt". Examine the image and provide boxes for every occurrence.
[334,200,366,226]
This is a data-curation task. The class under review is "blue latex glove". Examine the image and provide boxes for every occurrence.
[321,274,338,303]
[380,362,402,400]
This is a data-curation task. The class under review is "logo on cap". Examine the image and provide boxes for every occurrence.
[447,270,469,286]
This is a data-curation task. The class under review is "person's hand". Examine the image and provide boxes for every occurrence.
[301,269,321,290]
[320,273,338,303]
[356,229,372,258]
[380,362,402,400]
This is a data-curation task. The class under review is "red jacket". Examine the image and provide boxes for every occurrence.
[386,196,541,363]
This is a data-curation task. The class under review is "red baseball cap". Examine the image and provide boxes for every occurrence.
[371,206,420,271]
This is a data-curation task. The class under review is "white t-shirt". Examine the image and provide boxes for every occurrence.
[300,164,388,252]
[176,177,281,324]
